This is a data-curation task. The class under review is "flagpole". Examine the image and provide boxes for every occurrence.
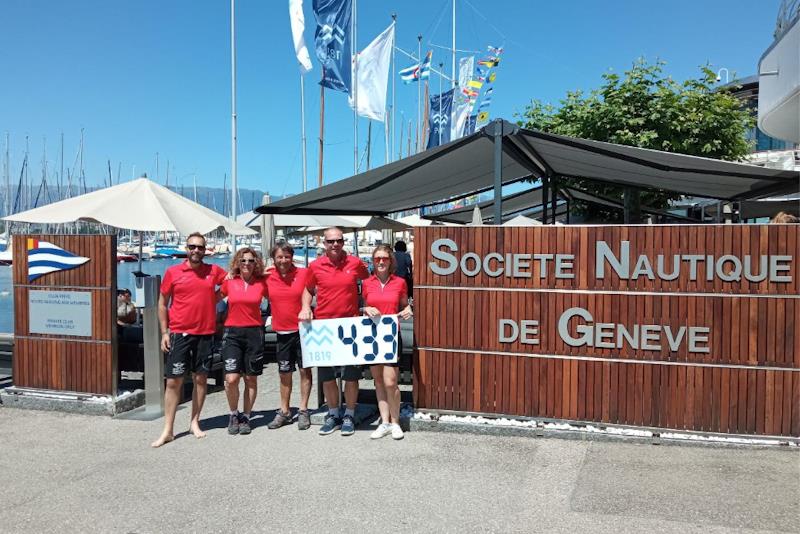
[452,0,456,90]
[417,35,422,153]
[352,0,358,174]
[230,0,238,250]
[318,70,325,187]
[300,75,307,194]
[438,62,443,146]
[391,13,397,162]
[366,120,372,170]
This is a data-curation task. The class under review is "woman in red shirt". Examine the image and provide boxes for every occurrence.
[362,244,413,440]
[265,243,314,431]
[220,247,269,435]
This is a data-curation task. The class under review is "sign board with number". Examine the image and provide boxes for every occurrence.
[300,315,399,367]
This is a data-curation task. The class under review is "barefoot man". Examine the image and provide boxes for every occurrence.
[151,232,227,447]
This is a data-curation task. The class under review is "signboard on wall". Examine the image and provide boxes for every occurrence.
[28,290,93,337]
[301,315,399,367]
[413,225,800,437]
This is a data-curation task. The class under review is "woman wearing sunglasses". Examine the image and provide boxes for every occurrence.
[361,244,413,440]
[219,247,269,435]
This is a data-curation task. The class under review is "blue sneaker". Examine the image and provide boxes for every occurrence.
[318,414,341,435]
[340,414,356,436]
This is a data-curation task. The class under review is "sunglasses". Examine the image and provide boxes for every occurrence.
[186,244,205,250]
[240,258,256,264]
[374,257,391,263]
[324,238,345,245]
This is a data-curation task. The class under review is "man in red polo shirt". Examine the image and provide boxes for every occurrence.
[151,232,227,448]
[299,227,369,436]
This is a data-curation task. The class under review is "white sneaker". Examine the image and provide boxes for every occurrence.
[391,424,405,440]
[370,423,393,440]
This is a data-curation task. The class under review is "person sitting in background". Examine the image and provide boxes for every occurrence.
[770,211,799,224]
[393,240,413,298]
[117,288,136,326]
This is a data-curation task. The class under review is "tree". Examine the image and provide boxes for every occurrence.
[517,59,755,221]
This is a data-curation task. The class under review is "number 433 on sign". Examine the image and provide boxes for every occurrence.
[300,315,400,368]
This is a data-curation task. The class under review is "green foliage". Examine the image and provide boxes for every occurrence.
[516,59,755,221]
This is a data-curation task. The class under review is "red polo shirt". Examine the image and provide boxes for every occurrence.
[265,266,310,332]
[307,253,369,319]
[220,276,268,327]
[362,274,407,315]
[161,261,227,335]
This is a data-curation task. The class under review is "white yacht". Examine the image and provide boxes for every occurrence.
[758,0,800,144]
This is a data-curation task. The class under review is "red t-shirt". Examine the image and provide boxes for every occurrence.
[362,274,407,315]
[265,266,309,332]
[160,261,227,335]
[220,276,268,327]
[307,254,369,319]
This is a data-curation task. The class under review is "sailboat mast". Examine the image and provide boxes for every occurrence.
[59,132,64,200]
[3,133,9,237]
[230,0,239,243]
[79,129,85,194]
[398,111,404,160]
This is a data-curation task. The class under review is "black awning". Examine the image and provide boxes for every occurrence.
[256,119,799,215]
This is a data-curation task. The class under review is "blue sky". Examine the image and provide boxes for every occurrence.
[0,0,781,204]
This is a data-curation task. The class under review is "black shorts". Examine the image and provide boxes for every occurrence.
[318,365,362,382]
[221,326,265,376]
[276,332,304,373]
[164,333,214,378]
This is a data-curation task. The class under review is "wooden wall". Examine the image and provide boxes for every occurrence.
[413,225,800,437]
[12,235,117,395]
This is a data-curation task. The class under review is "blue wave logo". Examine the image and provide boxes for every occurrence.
[303,324,335,347]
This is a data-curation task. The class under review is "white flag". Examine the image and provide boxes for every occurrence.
[458,56,474,88]
[452,97,473,140]
[289,0,313,74]
[348,22,395,122]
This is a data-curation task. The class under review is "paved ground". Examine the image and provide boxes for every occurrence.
[0,372,798,534]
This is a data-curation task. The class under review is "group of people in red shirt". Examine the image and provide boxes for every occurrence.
[150,227,412,448]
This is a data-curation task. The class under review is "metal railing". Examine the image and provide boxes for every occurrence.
[776,0,800,39]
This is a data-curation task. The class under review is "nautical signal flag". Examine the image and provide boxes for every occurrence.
[461,87,478,98]
[477,59,497,68]
[27,239,90,282]
[488,45,504,56]
[477,110,490,123]
[467,80,483,89]
[399,50,432,84]
[488,72,496,83]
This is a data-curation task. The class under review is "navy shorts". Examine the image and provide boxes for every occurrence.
[164,333,214,378]
[221,326,265,376]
